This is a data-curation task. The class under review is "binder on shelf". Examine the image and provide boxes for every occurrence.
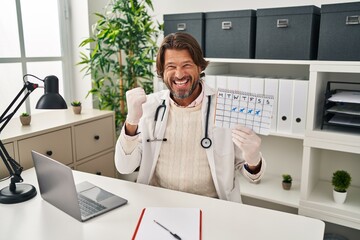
[264,78,279,132]
[238,76,251,92]
[132,207,202,240]
[277,79,294,134]
[250,77,265,95]
[216,75,228,90]
[292,80,309,135]
[227,75,239,91]
[205,75,217,89]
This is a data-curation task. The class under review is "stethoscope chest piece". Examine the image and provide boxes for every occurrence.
[201,137,212,149]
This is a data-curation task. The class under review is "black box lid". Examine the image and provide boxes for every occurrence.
[164,12,204,21]
[321,1,360,14]
[205,10,256,19]
[257,5,320,17]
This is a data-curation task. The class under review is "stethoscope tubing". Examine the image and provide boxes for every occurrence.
[149,96,212,149]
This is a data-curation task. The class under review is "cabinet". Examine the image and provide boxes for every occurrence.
[205,58,360,230]
[1,109,116,179]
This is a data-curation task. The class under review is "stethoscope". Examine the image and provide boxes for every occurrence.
[147,95,212,149]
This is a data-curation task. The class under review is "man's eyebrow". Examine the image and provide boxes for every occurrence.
[165,60,194,66]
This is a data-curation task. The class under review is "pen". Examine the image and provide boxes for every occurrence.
[153,220,182,240]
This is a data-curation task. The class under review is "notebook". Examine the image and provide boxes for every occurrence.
[132,207,202,240]
[31,150,128,222]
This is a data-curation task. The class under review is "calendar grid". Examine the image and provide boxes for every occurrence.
[215,88,274,135]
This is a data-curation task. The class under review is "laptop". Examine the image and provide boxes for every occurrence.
[31,150,128,222]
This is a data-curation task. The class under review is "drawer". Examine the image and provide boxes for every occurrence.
[0,143,15,179]
[76,151,115,178]
[18,128,73,170]
[74,116,114,160]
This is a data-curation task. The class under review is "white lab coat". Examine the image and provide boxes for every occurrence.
[115,83,266,203]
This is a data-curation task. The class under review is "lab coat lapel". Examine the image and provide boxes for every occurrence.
[202,84,221,194]
[149,91,170,180]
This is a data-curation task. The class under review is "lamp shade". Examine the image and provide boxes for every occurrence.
[35,75,67,109]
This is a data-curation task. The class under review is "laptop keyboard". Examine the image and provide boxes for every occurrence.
[78,194,106,217]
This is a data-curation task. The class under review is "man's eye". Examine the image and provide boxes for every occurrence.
[166,65,175,70]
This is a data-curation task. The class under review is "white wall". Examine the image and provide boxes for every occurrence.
[69,0,92,109]
[151,0,356,24]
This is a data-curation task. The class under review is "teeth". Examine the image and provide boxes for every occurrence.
[175,79,188,85]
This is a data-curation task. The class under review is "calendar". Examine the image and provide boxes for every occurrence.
[215,88,274,135]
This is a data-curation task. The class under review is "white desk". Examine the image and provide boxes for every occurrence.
[0,168,325,240]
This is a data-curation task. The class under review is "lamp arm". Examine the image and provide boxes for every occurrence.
[0,81,38,190]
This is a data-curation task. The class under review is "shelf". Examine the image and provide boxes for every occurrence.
[299,180,360,229]
[269,131,304,140]
[206,58,360,231]
[239,173,300,208]
[206,58,312,65]
[206,58,360,67]
[304,133,360,154]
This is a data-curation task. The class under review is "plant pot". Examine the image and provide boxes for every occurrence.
[333,190,347,204]
[282,181,292,190]
[20,116,31,126]
[72,106,82,114]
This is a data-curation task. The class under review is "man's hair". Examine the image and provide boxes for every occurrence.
[156,32,209,79]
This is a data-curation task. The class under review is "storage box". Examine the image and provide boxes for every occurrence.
[255,5,320,60]
[318,2,360,61]
[205,10,256,58]
[163,13,205,54]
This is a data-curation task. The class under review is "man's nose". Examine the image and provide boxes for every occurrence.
[174,67,184,79]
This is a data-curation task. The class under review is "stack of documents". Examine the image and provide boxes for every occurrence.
[326,90,360,127]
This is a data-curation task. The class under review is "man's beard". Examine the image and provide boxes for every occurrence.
[165,76,200,99]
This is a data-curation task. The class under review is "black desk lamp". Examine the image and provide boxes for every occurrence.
[0,74,67,204]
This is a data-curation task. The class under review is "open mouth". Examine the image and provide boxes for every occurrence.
[173,78,190,86]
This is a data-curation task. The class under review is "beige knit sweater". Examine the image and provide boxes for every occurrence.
[150,101,218,198]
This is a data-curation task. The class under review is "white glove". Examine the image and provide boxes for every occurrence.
[125,87,147,125]
[231,125,261,166]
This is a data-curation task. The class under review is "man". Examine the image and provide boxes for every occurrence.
[115,32,265,202]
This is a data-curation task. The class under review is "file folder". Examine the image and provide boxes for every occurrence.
[216,75,227,90]
[292,80,309,135]
[238,76,251,92]
[205,75,216,89]
[264,78,279,133]
[277,79,294,134]
[227,75,240,91]
[250,77,265,95]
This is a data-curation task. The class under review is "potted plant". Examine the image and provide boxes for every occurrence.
[332,170,351,204]
[282,174,292,190]
[20,112,31,126]
[78,0,161,134]
[71,101,82,114]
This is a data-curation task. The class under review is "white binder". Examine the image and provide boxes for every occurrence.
[250,77,264,95]
[264,78,279,133]
[237,76,251,92]
[277,79,294,134]
[216,75,228,90]
[227,76,239,91]
[292,80,309,135]
[205,75,217,89]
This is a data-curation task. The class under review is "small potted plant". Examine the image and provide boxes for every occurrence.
[20,112,31,126]
[71,101,82,114]
[332,170,351,204]
[282,174,292,190]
